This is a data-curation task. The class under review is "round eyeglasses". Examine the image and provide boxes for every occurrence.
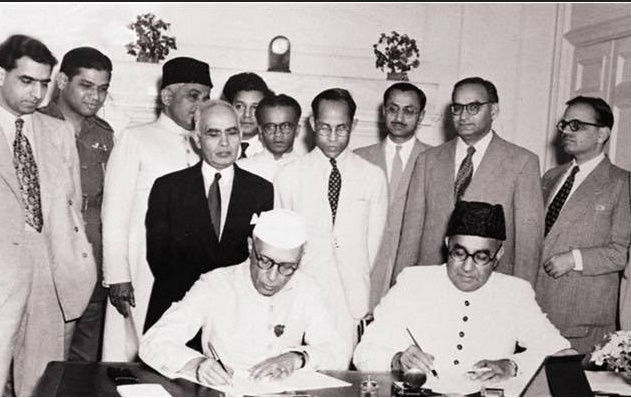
[252,244,298,276]
[450,101,492,116]
[315,123,350,137]
[262,122,295,136]
[448,244,502,266]
[556,119,604,133]
[384,104,421,117]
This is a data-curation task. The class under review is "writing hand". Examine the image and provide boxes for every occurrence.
[249,352,301,382]
[108,282,135,318]
[469,359,515,382]
[543,252,575,279]
[399,345,435,376]
[197,357,234,385]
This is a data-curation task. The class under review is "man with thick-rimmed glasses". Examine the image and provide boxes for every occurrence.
[394,76,544,289]
[140,209,349,385]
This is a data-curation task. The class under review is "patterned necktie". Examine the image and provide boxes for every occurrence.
[545,166,580,236]
[328,157,341,225]
[454,146,476,201]
[13,118,43,232]
[208,172,222,239]
[390,144,403,202]
[239,142,250,159]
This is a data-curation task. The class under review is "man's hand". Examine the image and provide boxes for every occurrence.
[396,345,435,375]
[543,252,575,278]
[196,358,234,386]
[469,359,516,382]
[249,352,302,382]
[108,282,135,317]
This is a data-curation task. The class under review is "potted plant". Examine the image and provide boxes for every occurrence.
[125,13,177,63]
[373,31,420,81]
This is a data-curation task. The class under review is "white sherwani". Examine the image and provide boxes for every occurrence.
[353,266,571,377]
[101,114,200,361]
[274,148,388,346]
[237,149,300,183]
[139,260,350,377]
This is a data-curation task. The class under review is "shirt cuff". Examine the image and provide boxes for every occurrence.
[572,249,583,271]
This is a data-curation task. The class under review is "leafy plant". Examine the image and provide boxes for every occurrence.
[373,31,420,75]
[125,13,177,63]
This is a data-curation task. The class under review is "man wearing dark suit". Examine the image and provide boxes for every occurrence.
[354,82,431,310]
[144,100,273,344]
[535,96,631,354]
[394,77,544,286]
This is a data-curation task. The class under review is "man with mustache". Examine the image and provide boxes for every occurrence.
[101,57,212,361]
[38,46,114,362]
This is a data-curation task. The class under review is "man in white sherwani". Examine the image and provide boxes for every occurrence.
[274,88,388,357]
[101,57,212,361]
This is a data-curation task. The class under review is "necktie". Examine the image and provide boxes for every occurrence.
[390,144,403,202]
[13,118,43,232]
[545,166,580,236]
[454,146,476,201]
[328,158,341,225]
[239,142,250,159]
[208,172,222,239]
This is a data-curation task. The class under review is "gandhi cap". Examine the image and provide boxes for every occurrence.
[161,57,212,89]
[252,209,307,250]
[447,201,506,240]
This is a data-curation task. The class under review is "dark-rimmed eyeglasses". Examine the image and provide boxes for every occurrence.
[252,244,298,276]
[262,122,295,136]
[384,104,421,117]
[448,244,502,266]
[315,123,350,137]
[450,101,492,116]
[556,119,604,133]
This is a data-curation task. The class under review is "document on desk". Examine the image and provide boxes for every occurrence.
[423,370,530,396]
[117,383,172,397]
[182,369,351,395]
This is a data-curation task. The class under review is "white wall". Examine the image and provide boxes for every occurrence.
[1,2,560,166]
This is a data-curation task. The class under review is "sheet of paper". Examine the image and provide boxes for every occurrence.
[423,369,532,396]
[117,383,172,397]
[585,370,631,396]
[182,369,350,395]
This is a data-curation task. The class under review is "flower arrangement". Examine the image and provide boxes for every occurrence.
[125,13,177,63]
[373,31,420,81]
[591,330,631,383]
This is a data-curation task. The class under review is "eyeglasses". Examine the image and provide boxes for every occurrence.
[448,244,502,266]
[556,119,604,132]
[252,244,298,276]
[384,104,421,117]
[262,122,295,136]
[450,101,492,116]
[315,123,350,137]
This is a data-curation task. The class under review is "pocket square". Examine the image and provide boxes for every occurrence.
[250,213,259,225]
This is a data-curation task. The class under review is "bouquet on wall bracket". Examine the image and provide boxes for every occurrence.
[373,31,420,81]
[125,13,177,63]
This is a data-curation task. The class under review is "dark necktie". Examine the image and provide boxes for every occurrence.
[208,172,222,238]
[390,145,403,202]
[454,146,476,201]
[13,118,43,232]
[328,157,341,225]
[239,142,250,159]
[545,166,580,236]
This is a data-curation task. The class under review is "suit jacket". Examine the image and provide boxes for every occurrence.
[354,138,431,310]
[144,162,273,330]
[0,112,96,321]
[535,157,631,340]
[394,133,544,286]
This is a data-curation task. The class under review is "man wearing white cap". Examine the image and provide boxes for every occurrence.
[139,209,350,385]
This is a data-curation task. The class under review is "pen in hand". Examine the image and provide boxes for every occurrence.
[406,327,439,378]
[207,341,230,375]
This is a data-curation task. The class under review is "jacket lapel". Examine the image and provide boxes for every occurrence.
[393,139,425,202]
[222,165,249,244]
[467,133,506,197]
[0,124,20,201]
[432,139,457,206]
[32,113,64,216]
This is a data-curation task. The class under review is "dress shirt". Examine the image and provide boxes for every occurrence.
[201,162,234,239]
[354,266,570,376]
[237,149,300,183]
[384,136,415,180]
[546,153,606,271]
[453,130,494,180]
[139,260,349,378]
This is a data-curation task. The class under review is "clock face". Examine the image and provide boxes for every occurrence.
[271,37,289,54]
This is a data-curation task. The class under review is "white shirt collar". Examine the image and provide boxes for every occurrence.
[157,112,191,137]
[385,136,416,172]
[0,105,34,154]
[454,130,494,178]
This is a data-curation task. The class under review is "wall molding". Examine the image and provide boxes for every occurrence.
[565,15,631,47]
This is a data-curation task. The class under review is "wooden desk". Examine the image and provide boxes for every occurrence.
[35,361,399,397]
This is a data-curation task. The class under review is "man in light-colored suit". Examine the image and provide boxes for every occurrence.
[394,77,544,286]
[355,82,431,310]
[0,34,96,396]
[101,57,211,361]
[535,96,631,354]
[275,88,387,353]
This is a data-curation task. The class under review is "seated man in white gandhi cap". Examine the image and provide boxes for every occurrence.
[139,209,350,385]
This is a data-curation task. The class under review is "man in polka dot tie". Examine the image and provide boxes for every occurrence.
[354,201,572,387]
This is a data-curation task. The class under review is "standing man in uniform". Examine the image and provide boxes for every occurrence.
[101,57,212,361]
[39,46,114,362]
[0,34,96,396]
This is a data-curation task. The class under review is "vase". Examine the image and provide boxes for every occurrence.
[387,72,409,81]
